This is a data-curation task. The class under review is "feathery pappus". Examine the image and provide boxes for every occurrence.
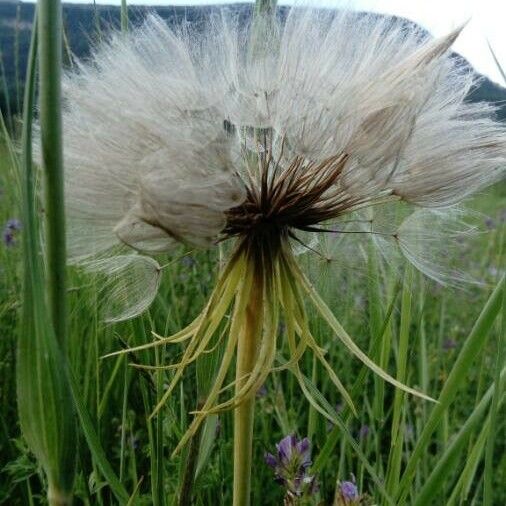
[55,7,506,447]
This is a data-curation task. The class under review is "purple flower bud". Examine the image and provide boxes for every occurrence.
[340,481,359,500]
[6,218,21,231]
[3,230,15,246]
[3,219,22,247]
[264,452,278,469]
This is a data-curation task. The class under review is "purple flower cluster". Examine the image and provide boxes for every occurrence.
[3,219,21,247]
[264,434,317,498]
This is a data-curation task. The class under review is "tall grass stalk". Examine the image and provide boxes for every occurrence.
[38,0,67,346]
[0,51,13,133]
[16,9,77,505]
[384,267,412,499]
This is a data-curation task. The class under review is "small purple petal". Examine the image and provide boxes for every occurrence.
[3,230,15,246]
[442,339,457,351]
[340,481,359,500]
[359,425,370,439]
[277,434,296,463]
[484,217,495,229]
[256,384,268,398]
[264,452,278,469]
[297,438,312,468]
[6,218,21,231]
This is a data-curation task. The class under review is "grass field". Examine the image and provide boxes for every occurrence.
[0,132,505,505]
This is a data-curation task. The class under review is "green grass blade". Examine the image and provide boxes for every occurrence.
[368,244,386,421]
[396,275,505,503]
[413,367,505,506]
[385,267,413,497]
[483,275,505,506]
[67,369,130,504]
[447,417,490,506]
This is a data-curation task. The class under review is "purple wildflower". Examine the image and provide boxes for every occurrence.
[442,339,457,351]
[340,481,359,500]
[358,425,370,439]
[484,216,495,229]
[5,219,21,231]
[264,434,317,498]
[256,384,268,398]
[3,218,22,247]
[3,230,15,247]
[336,476,369,505]
[180,255,196,268]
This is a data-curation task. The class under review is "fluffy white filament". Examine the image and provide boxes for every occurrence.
[58,8,506,320]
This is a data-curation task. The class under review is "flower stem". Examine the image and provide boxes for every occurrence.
[38,0,67,348]
[233,261,264,506]
[48,485,73,506]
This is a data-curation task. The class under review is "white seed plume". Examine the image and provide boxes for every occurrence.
[58,8,506,320]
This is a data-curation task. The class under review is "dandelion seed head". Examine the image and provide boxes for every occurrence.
[56,7,506,319]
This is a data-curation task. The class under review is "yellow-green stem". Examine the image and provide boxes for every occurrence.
[233,262,264,506]
[48,485,73,506]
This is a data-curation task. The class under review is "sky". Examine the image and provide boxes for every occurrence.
[23,0,506,84]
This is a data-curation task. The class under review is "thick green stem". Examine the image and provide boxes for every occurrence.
[233,265,264,506]
[38,0,67,347]
[48,485,73,506]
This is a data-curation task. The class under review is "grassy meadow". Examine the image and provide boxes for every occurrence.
[1,1,506,503]
[0,131,505,504]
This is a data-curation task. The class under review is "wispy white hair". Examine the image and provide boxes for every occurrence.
[57,7,506,319]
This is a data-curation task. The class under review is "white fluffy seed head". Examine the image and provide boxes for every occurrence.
[58,7,506,319]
